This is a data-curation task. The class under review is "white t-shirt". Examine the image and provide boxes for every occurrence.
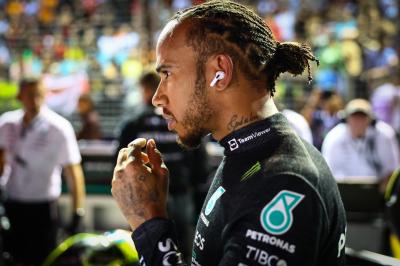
[282,109,313,144]
[0,106,81,201]
[322,121,399,183]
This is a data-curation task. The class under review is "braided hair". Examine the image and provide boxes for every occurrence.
[172,0,319,96]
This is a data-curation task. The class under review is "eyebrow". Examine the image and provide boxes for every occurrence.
[155,64,173,73]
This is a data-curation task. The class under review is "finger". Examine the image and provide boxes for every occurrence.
[127,138,147,164]
[122,153,151,172]
[116,147,129,166]
[147,139,169,178]
[141,152,149,164]
[128,138,147,148]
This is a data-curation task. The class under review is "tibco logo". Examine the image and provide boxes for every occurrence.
[246,245,287,266]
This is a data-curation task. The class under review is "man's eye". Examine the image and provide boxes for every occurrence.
[161,71,171,79]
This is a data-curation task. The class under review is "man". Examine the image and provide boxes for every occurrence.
[115,71,208,257]
[112,1,346,265]
[301,89,343,150]
[322,98,400,185]
[281,108,313,143]
[0,78,86,265]
[76,94,102,140]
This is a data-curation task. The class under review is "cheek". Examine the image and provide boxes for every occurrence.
[168,84,193,112]
[172,97,189,119]
[349,120,368,133]
[34,96,44,105]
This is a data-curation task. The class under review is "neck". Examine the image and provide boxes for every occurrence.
[351,132,365,139]
[23,109,39,126]
[211,93,278,141]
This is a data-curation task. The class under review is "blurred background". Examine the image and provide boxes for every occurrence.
[0,0,399,265]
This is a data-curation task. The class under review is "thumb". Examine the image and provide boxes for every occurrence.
[147,139,169,178]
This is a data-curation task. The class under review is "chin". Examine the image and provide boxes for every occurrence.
[176,132,204,150]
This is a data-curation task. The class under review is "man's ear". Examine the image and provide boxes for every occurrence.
[207,54,233,91]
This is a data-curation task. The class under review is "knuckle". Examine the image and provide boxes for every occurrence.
[118,147,128,155]
[114,167,124,175]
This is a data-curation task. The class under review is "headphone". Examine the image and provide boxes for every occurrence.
[210,71,225,87]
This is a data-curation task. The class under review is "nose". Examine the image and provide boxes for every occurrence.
[152,82,166,107]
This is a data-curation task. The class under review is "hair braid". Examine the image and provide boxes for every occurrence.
[172,0,318,96]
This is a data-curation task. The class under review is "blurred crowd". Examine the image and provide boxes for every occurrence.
[0,0,147,116]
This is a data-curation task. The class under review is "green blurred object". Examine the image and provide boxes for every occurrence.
[0,80,20,115]
[317,42,345,70]
[22,49,33,59]
[0,80,18,98]
[43,230,139,266]
[62,184,112,195]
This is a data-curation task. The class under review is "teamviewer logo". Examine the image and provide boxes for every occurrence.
[228,138,239,151]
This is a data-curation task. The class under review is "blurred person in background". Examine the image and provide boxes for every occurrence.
[282,108,313,144]
[0,78,86,265]
[371,71,400,136]
[275,100,313,143]
[302,89,343,150]
[115,71,208,258]
[364,33,398,77]
[76,94,102,140]
[322,98,400,190]
[339,28,363,99]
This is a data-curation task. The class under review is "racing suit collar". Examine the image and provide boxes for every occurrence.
[219,113,286,156]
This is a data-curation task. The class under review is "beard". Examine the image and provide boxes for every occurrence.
[176,69,213,149]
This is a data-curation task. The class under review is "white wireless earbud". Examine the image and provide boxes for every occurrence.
[210,71,225,87]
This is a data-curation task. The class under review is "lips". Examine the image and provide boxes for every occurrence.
[162,109,177,130]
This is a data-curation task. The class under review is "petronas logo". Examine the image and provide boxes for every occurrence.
[260,190,304,235]
[205,186,225,216]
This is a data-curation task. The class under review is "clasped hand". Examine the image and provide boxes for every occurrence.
[111,138,169,231]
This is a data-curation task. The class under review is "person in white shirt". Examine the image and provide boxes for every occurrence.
[322,98,400,186]
[282,108,313,143]
[0,78,86,265]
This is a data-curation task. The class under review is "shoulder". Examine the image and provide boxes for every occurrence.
[282,110,311,135]
[41,107,75,136]
[263,132,332,187]
[375,120,396,139]
[326,123,347,138]
[282,109,302,121]
[236,172,326,213]
[323,123,348,145]
[0,109,23,126]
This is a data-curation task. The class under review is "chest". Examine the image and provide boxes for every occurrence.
[4,122,57,158]
[192,158,264,265]
[193,180,227,266]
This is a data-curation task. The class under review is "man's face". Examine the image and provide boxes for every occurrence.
[152,21,213,149]
[77,97,91,115]
[17,83,45,115]
[347,112,371,138]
